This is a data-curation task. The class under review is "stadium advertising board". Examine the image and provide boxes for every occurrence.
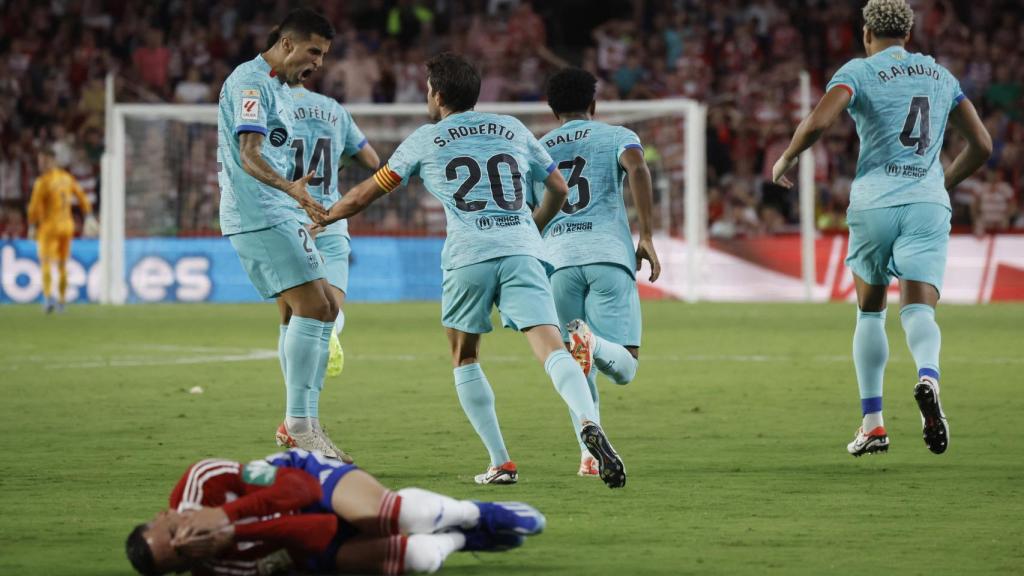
[0,237,444,304]
[2,235,1022,304]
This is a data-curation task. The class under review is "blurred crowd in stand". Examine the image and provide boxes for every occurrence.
[1,0,1020,238]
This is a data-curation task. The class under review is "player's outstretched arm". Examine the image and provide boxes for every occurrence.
[620,147,661,282]
[532,169,569,232]
[322,174,392,225]
[772,85,851,188]
[944,98,993,191]
[239,132,326,223]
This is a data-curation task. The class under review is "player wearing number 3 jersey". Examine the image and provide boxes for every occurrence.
[532,67,661,477]
[772,0,991,458]
[318,53,626,489]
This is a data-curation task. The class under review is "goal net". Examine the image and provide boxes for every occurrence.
[100,97,706,304]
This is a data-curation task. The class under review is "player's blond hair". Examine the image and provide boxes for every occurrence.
[863,0,914,38]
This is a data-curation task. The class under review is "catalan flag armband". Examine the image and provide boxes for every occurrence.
[373,164,402,193]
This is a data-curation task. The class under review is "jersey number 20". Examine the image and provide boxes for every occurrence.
[446,154,523,212]
[899,96,931,156]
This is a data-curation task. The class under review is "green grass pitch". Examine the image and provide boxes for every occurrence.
[1,301,1022,575]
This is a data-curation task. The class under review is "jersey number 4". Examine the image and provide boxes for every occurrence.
[291,137,332,190]
[447,154,524,212]
[899,96,931,156]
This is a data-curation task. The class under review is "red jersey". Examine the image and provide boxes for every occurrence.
[168,459,339,576]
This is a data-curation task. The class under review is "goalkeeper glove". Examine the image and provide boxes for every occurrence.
[83,214,99,237]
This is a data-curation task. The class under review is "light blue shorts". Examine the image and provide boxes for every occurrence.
[442,255,560,334]
[315,234,351,294]
[550,263,642,347]
[846,203,951,293]
[228,219,325,299]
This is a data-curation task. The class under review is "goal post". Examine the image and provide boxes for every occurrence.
[99,80,707,304]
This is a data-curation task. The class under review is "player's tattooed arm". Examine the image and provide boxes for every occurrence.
[620,147,661,282]
[532,169,569,232]
[945,98,993,191]
[772,85,851,188]
[238,132,326,222]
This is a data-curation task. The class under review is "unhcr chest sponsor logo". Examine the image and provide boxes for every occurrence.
[549,221,593,237]
[885,163,928,179]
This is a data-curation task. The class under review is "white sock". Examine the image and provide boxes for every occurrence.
[403,533,466,574]
[393,488,480,534]
[862,412,884,431]
[285,416,312,434]
[335,308,345,336]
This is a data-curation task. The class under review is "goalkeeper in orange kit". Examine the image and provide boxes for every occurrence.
[27,146,97,313]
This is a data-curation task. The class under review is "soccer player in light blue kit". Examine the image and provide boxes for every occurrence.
[218,9,346,459]
[533,67,661,476]
[317,53,626,489]
[271,40,382,462]
[773,0,992,457]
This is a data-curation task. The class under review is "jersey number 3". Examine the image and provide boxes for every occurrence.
[899,96,931,156]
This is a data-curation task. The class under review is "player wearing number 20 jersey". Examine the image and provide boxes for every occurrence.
[773,0,991,459]
[319,53,626,489]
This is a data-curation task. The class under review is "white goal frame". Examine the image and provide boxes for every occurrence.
[100,75,708,304]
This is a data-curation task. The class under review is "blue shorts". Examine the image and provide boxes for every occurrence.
[265,449,359,573]
[442,255,560,334]
[316,234,351,294]
[550,263,642,347]
[228,219,325,299]
[846,203,951,294]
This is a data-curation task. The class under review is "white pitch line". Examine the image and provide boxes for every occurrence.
[2,350,1020,372]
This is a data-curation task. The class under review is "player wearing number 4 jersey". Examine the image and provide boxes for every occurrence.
[773,0,991,457]
[317,53,626,489]
[218,10,348,460]
[272,35,382,463]
[533,67,661,476]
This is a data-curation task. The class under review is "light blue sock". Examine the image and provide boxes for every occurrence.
[454,364,509,466]
[593,335,638,385]
[308,321,334,420]
[278,324,288,379]
[853,309,888,417]
[545,349,596,424]
[900,304,941,379]
[570,367,600,451]
[284,316,326,418]
[334,309,345,336]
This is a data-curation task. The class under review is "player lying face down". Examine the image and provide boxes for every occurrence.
[126,449,546,575]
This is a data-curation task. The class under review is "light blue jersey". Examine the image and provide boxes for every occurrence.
[826,46,965,212]
[383,111,555,270]
[531,120,642,277]
[287,87,368,238]
[217,55,297,235]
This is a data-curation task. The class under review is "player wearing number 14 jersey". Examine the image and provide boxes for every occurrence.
[533,67,661,476]
[318,53,626,489]
[772,0,991,457]
[272,62,381,462]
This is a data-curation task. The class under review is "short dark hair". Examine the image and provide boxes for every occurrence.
[546,67,597,116]
[126,524,158,576]
[425,53,481,113]
[266,8,334,49]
